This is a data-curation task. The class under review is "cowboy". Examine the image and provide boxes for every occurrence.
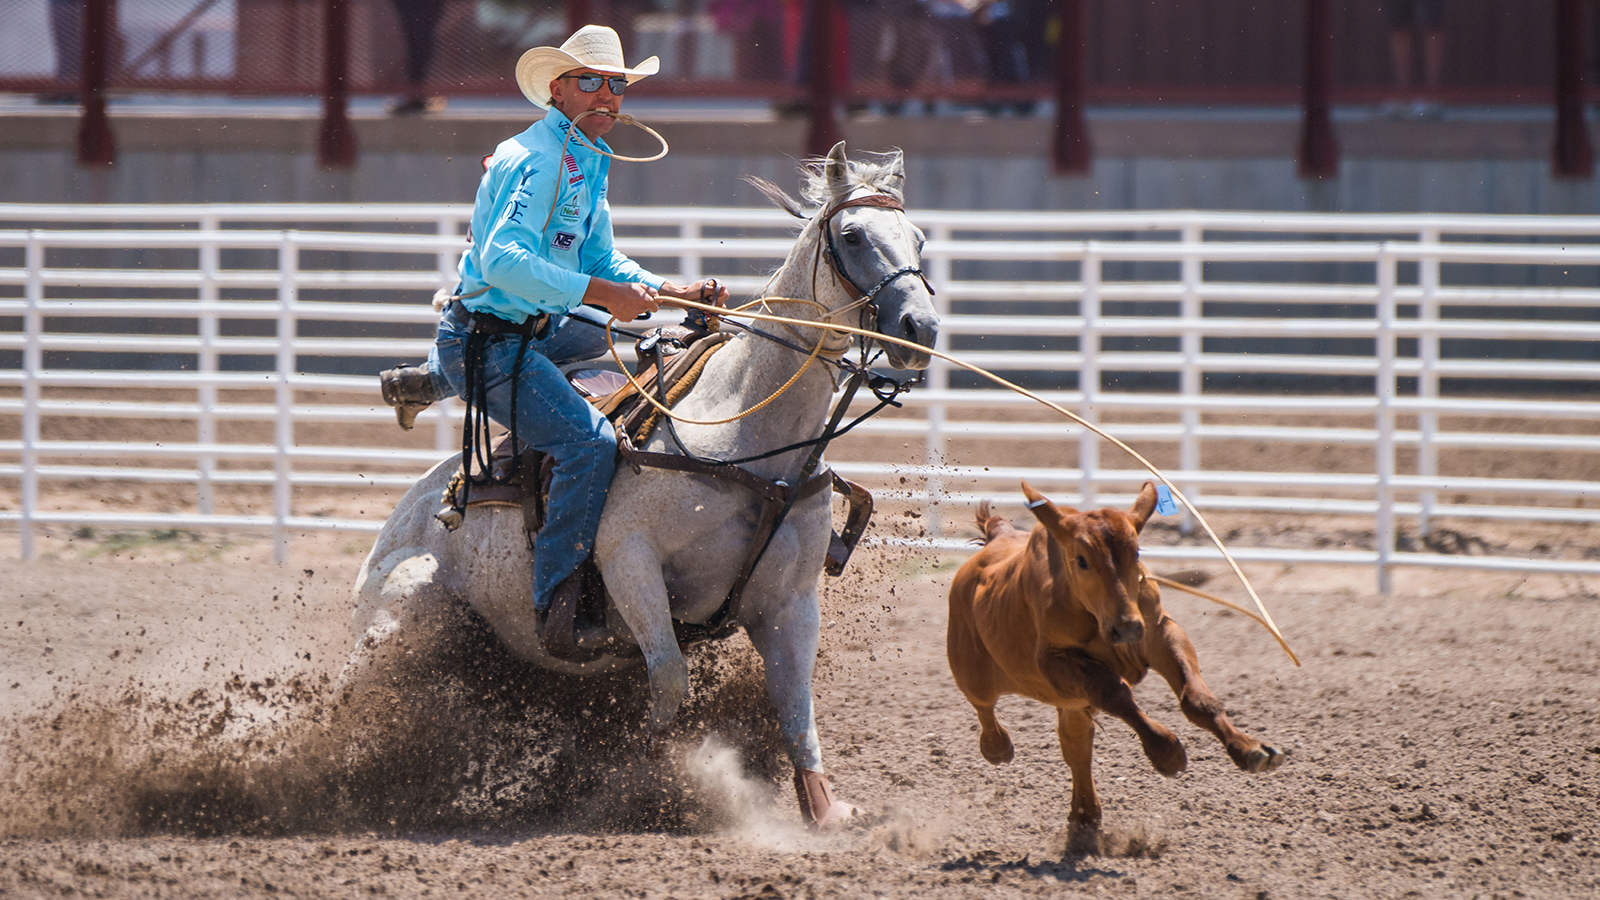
[385,25,729,652]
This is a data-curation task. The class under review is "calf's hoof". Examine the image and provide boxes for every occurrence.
[1141,727,1188,777]
[794,768,858,831]
[1064,820,1101,856]
[1239,743,1286,773]
[979,725,1015,765]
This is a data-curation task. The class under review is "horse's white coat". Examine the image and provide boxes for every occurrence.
[344,143,939,785]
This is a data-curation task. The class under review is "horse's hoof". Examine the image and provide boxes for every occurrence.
[645,654,689,732]
[794,768,857,831]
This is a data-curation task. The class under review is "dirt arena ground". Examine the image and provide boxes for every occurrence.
[1,503,1597,900]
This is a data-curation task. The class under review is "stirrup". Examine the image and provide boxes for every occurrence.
[542,570,600,662]
[379,365,435,431]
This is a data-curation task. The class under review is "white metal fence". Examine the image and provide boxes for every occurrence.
[2,203,1599,591]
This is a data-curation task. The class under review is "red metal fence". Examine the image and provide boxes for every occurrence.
[2,0,1592,176]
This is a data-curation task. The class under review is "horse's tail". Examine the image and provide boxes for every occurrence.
[973,500,1015,545]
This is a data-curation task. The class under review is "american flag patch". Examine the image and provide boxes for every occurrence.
[564,154,583,185]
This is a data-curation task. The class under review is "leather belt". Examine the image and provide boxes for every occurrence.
[449,297,551,340]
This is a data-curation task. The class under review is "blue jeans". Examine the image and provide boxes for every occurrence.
[430,303,617,611]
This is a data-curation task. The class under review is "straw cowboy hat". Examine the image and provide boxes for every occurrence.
[515,25,660,108]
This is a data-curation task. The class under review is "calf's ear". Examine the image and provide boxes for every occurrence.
[1021,480,1077,527]
[1129,481,1159,533]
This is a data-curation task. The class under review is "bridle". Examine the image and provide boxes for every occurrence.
[813,193,935,342]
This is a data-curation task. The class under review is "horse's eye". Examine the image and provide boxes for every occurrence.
[1076,555,1089,570]
[842,228,862,246]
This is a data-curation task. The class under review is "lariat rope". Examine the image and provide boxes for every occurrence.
[543,109,670,232]
[598,296,841,427]
[649,294,1301,667]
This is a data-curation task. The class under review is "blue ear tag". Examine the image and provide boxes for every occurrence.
[1155,484,1180,516]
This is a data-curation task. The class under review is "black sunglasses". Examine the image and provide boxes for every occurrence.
[559,73,628,95]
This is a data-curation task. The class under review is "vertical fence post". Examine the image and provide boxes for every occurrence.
[1554,0,1594,178]
[274,232,299,564]
[433,215,459,452]
[805,0,842,157]
[1375,245,1398,595]
[1298,0,1338,178]
[1078,244,1101,508]
[21,235,45,560]
[1051,0,1090,175]
[1178,222,1203,535]
[924,223,954,539]
[197,214,220,515]
[1416,227,1440,538]
[679,218,702,288]
[318,0,356,169]
[77,0,116,166]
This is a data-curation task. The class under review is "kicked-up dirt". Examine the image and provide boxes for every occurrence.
[0,514,1597,899]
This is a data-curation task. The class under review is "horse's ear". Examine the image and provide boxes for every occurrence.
[885,148,905,185]
[824,141,850,199]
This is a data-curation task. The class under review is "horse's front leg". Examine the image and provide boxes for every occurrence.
[599,531,689,732]
[743,585,855,829]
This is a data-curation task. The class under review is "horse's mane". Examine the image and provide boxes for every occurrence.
[744,149,906,220]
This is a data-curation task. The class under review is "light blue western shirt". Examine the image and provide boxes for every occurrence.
[457,107,662,323]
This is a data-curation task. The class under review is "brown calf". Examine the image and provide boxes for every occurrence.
[947,481,1284,845]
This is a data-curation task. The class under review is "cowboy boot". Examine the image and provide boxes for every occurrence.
[793,767,858,830]
[379,364,438,430]
[541,569,591,662]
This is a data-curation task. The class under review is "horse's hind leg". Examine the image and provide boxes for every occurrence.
[1145,613,1285,773]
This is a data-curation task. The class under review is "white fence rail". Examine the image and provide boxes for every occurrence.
[3,204,1599,591]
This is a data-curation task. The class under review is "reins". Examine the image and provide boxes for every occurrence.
[663,294,1302,668]
[596,192,925,430]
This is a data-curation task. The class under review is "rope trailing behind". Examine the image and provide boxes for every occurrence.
[648,295,1302,668]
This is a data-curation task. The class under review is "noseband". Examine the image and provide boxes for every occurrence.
[817,194,935,324]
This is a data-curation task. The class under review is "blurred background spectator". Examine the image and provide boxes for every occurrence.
[1380,0,1445,117]
[390,0,447,114]
[47,0,84,102]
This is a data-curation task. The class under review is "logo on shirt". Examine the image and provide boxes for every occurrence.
[563,153,584,186]
[551,231,576,250]
[557,202,581,221]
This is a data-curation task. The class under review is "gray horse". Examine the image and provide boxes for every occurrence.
[344,142,939,828]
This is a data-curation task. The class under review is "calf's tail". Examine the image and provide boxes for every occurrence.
[973,500,1015,544]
